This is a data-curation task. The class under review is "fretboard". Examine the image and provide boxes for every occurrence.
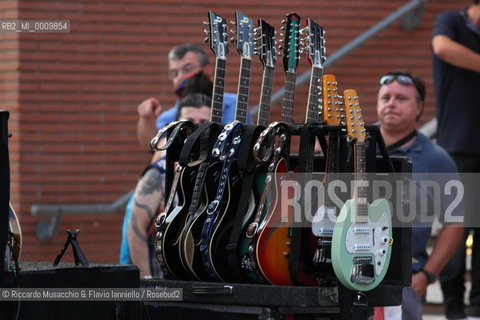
[305,66,323,123]
[354,142,368,221]
[256,66,275,126]
[210,57,226,124]
[281,71,296,124]
[235,57,251,123]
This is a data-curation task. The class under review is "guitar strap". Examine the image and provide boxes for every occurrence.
[225,124,264,282]
[179,122,220,217]
[200,122,244,281]
[289,122,328,285]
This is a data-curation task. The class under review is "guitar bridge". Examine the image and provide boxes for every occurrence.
[350,256,374,284]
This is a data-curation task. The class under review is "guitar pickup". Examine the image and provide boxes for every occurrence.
[353,244,371,251]
[352,227,371,233]
[351,256,374,284]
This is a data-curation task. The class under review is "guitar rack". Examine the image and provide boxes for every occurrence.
[151,124,412,320]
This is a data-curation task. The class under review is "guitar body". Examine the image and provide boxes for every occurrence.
[157,166,196,279]
[237,169,267,283]
[331,198,393,291]
[159,165,197,280]
[179,161,222,281]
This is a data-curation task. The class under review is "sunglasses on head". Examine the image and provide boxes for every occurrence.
[379,74,415,86]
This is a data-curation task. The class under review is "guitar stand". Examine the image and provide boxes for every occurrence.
[53,229,89,267]
[146,123,410,320]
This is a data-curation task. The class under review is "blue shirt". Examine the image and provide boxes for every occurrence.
[388,132,462,271]
[155,93,252,129]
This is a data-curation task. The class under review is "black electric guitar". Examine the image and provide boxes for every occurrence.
[235,18,276,283]
[177,11,230,281]
[152,120,196,280]
[199,11,254,282]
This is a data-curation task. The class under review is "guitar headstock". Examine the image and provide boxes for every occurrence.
[344,89,366,143]
[233,11,254,59]
[254,19,276,68]
[205,11,228,59]
[301,18,326,68]
[322,74,344,126]
[280,13,301,72]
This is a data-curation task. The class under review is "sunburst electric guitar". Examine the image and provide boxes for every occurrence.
[331,89,393,291]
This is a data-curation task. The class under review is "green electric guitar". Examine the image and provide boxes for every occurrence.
[331,89,393,291]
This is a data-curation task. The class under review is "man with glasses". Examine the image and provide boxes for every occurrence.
[136,43,238,149]
[375,70,463,319]
[432,1,480,319]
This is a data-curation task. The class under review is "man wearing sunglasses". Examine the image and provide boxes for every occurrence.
[432,1,480,319]
[376,70,464,319]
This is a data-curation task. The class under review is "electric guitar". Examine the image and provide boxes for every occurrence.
[247,13,301,285]
[311,74,344,277]
[331,89,393,291]
[176,11,230,281]
[152,120,196,280]
[199,11,254,282]
[285,18,327,286]
[235,18,276,283]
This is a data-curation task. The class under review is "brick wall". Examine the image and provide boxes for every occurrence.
[0,0,465,264]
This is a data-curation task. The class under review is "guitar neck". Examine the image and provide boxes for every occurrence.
[210,57,227,123]
[235,57,251,123]
[354,142,368,221]
[323,130,339,208]
[305,65,323,123]
[256,66,275,126]
[281,71,297,124]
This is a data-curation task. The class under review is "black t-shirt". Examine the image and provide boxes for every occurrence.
[432,9,480,154]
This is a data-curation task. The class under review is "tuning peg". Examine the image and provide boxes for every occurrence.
[203,21,209,25]
[280,26,286,30]
[204,37,210,43]
[203,29,209,35]
[230,20,235,25]
[230,37,236,43]
[281,19,286,24]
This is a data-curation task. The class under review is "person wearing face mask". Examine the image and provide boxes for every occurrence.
[136,43,241,150]
[374,70,464,319]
